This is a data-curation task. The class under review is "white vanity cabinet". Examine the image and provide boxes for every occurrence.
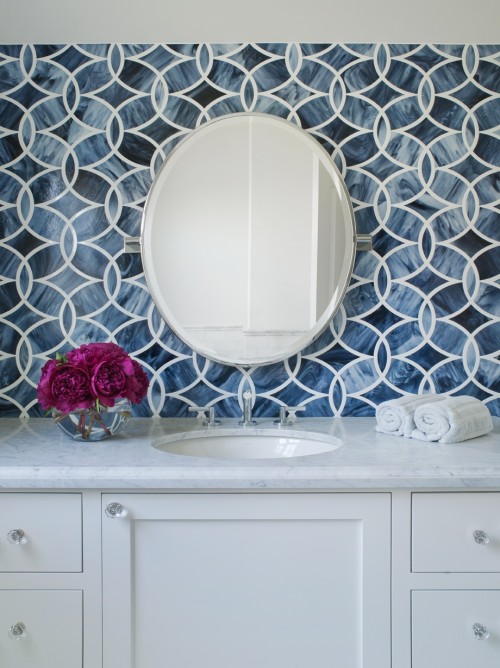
[102,492,392,668]
[409,493,500,668]
[2,489,500,668]
[0,493,83,668]
[1,415,499,668]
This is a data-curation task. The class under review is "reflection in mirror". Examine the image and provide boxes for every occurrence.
[141,114,356,366]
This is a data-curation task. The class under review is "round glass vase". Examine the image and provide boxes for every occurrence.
[52,398,132,441]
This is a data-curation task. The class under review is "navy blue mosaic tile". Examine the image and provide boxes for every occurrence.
[0,43,498,417]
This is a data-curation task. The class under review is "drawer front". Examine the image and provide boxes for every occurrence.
[0,493,82,572]
[412,492,500,572]
[412,590,500,668]
[0,589,82,668]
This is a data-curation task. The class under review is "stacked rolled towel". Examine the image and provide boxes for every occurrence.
[375,394,443,438]
[411,396,494,444]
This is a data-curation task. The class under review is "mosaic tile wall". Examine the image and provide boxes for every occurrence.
[0,43,499,418]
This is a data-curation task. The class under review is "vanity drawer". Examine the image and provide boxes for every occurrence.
[412,590,500,668]
[0,493,82,572]
[0,589,82,668]
[412,493,500,572]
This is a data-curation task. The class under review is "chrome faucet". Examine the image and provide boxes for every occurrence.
[239,391,256,426]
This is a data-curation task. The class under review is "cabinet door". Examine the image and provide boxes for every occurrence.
[412,590,500,668]
[0,590,82,668]
[102,493,390,668]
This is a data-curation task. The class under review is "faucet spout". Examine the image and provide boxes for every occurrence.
[239,391,257,426]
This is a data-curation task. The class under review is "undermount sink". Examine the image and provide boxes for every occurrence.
[152,431,342,460]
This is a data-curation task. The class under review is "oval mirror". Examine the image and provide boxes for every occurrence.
[141,113,357,367]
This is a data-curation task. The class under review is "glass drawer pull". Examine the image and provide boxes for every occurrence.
[9,622,26,640]
[472,623,489,640]
[7,529,26,545]
[473,530,490,545]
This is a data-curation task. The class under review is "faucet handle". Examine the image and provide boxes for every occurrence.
[188,406,221,427]
[274,405,306,427]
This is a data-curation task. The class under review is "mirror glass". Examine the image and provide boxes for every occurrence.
[141,113,356,366]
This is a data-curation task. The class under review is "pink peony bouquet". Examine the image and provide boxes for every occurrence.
[37,342,149,414]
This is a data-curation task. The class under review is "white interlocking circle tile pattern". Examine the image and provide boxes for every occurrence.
[0,43,498,417]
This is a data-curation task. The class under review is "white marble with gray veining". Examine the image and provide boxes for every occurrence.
[0,417,499,489]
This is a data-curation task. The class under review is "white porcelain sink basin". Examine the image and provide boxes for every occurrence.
[153,431,341,460]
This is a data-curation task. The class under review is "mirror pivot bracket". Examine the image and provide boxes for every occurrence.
[356,234,372,251]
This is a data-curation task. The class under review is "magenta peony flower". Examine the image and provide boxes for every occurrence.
[66,342,128,368]
[91,359,129,407]
[37,342,149,413]
[37,359,94,412]
[126,359,150,403]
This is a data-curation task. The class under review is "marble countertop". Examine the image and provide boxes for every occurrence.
[0,416,499,490]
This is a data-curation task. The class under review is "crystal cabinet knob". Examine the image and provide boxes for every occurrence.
[7,529,26,545]
[105,502,126,518]
[8,622,26,640]
[473,530,490,545]
[472,623,489,640]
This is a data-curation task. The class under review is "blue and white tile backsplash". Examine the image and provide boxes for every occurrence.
[0,43,499,418]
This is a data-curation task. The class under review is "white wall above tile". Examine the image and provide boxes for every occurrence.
[1,0,499,44]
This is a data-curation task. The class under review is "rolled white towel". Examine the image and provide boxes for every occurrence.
[411,396,493,444]
[375,394,443,438]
